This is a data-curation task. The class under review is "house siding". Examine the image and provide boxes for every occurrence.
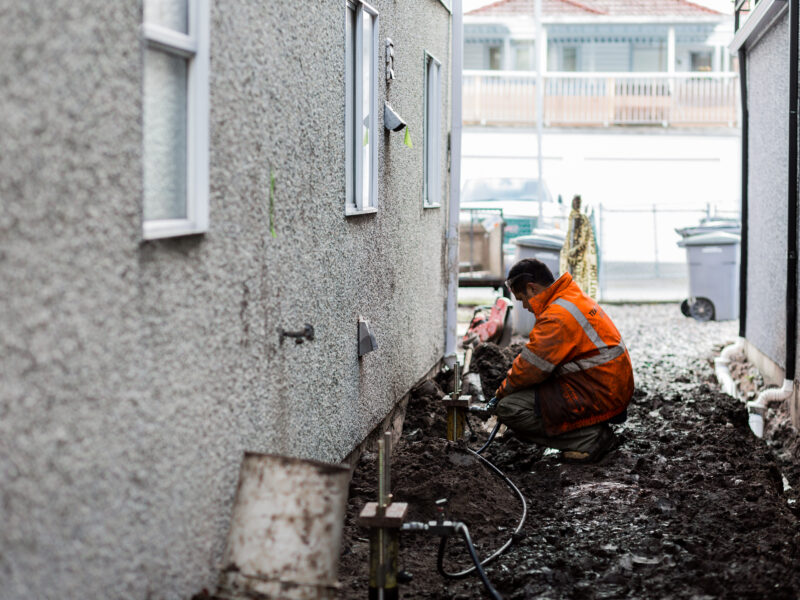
[0,1,451,598]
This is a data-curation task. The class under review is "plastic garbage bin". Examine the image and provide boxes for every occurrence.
[675,218,740,239]
[512,231,565,335]
[677,231,740,321]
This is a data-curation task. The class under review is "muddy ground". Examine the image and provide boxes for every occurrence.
[337,304,800,599]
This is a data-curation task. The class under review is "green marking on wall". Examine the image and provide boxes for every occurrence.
[269,169,277,238]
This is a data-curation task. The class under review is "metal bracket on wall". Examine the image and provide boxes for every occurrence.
[278,324,315,345]
[385,38,395,82]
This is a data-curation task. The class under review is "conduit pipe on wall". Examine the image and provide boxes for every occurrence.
[738,46,749,342]
[445,0,463,363]
[744,0,799,438]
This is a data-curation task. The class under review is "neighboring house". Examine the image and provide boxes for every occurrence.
[729,0,800,427]
[461,0,738,127]
[465,0,733,73]
[0,1,453,598]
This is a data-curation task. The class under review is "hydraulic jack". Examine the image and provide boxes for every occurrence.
[357,431,408,600]
[444,360,500,443]
[444,362,472,442]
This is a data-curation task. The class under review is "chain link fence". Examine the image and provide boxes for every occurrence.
[595,203,740,302]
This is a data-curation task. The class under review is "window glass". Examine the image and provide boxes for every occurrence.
[425,55,441,206]
[514,42,533,71]
[691,51,712,72]
[346,4,355,209]
[144,0,188,33]
[489,46,502,70]
[143,48,188,220]
[345,2,377,214]
[632,45,665,72]
[562,47,577,72]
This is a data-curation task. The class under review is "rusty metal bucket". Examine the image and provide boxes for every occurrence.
[216,453,352,600]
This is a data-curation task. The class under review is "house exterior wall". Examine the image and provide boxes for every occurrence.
[0,1,451,598]
[743,11,790,371]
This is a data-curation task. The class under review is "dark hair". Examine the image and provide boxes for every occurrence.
[506,258,555,293]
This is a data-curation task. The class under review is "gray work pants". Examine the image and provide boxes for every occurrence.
[495,387,607,453]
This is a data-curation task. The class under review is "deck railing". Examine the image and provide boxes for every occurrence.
[463,70,740,128]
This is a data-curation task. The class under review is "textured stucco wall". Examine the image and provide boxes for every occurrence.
[0,1,451,598]
[744,11,790,370]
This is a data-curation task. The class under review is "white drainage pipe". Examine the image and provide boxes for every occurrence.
[217,453,352,600]
[746,379,794,439]
[714,337,744,399]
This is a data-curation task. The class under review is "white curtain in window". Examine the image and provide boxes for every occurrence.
[143,48,188,220]
[361,11,373,208]
[425,57,441,205]
[144,0,188,33]
[143,0,190,222]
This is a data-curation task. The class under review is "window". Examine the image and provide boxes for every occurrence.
[562,47,578,72]
[632,44,665,72]
[423,53,442,208]
[488,46,502,70]
[513,41,534,71]
[142,0,209,239]
[345,0,379,215]
[690,51,713,72]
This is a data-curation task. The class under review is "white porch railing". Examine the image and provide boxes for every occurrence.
[463,70,740,128]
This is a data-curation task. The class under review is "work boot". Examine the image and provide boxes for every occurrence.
[561,425,619,464]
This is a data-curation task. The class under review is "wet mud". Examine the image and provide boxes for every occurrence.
[338,336,800,599]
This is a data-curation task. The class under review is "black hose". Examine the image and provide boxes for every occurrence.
[452,523,503,600]
[436,448,527,579]
[476,421,501,454]
[464,412,479,441]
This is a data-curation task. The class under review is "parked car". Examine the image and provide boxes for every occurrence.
[459,178,567,290]
[461,177,566,241]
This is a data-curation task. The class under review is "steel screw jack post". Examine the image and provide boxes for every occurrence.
[358,431,408,600]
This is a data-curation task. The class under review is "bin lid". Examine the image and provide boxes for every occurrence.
[677,231,741,247]
[513,233,564,250]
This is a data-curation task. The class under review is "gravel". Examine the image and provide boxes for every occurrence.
[601,303,738,392]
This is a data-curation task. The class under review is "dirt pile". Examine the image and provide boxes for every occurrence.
[337,336,800,599]
[470,342,524,399]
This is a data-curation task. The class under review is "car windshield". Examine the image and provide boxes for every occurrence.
[462,178,551,203]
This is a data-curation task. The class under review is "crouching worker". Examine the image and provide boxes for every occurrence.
[494,258,634,463]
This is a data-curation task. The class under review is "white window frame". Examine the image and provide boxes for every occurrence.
[345,0,379,216]
[142,0,210,240]
[423,52,442,209]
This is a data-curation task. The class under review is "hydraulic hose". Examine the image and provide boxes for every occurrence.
[476,421,502,455]
[453,523,503,600]
[436,448,527,579]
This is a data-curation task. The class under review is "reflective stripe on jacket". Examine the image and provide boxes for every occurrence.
[496,272,634,436]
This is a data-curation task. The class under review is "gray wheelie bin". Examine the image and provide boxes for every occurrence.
[512,231,564,335]
[677,231,740,321]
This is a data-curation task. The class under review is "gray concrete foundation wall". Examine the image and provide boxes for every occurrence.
[0,1,452,597]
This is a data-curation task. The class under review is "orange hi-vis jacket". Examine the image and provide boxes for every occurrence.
[496,273,634,436]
